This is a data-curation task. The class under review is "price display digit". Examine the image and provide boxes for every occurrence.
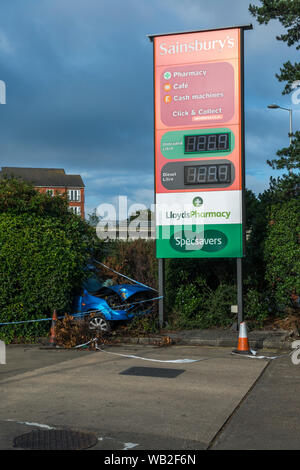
[184,163,231,185]
[184,133,230,154]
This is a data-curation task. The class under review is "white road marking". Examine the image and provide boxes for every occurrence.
[4,419,55,430]
[123,442,139,450]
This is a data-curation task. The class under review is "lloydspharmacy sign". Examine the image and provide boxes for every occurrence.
[156,191,243,258]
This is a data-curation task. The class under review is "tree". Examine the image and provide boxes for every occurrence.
[249,0,300,172]
[249,2,300,316]
[267,131,300,171]
[0,178,97,342]
[264,198,300,310]
[249,0,300,94]
[0,176,69,217]
[87,208,101,227]
[260,172,300,206]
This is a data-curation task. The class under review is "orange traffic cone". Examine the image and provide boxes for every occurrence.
[233,321,253,355]
[49,310,58,347]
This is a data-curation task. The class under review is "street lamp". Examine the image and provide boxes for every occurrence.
[267,104,293,145]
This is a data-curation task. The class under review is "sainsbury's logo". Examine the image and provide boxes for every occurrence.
[159,35,235,56]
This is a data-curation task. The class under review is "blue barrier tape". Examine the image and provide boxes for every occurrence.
[0,295,161,326]
[0,317,53,326]
[0,311,93,326]
[0,260,161,327]
[112,296,163,310]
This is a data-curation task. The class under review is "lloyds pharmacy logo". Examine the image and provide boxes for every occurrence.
[193,196,203,207]
[0,80,6,104]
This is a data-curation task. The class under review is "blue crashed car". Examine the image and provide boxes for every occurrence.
[73,274,155,333]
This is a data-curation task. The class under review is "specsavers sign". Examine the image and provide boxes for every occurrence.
[151,27,245,258]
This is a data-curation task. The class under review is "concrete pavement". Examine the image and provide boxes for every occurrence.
[212,354,300,450]
[0,344,268,450]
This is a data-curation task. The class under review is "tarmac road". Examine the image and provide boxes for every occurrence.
[0,343,298,450]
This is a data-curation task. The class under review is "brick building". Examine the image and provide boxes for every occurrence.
[0,167,85,218]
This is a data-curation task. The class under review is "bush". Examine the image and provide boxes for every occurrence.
[244,289,269,328]
[0,176,69,216]
[97,239,158,290]
[170,278,237,329]
[121,310,159,335]
[55,315,91,348]
[93,239,159,334]
[0,212,94,342]
[264,199,300,312]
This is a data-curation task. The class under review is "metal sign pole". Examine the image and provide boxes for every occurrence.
[158,258,165,328]
[237,258,244,325]
[237,27,247,328]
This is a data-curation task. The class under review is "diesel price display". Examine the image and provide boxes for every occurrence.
[160,159,234,190]
[184,163,231,185]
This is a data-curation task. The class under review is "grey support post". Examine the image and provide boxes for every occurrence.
[237,258,244,325]
[158,258,165,328]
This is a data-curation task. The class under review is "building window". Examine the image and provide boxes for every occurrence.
[46,189,54,196]
[68,189,81,202]
[70,206,81,216]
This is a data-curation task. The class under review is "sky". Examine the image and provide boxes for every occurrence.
[0,0,299,217]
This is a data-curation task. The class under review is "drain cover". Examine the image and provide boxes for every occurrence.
[13,429,98,450]
[120,366,185,378]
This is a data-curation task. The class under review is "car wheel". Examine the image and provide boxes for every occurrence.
[88,314,111,333]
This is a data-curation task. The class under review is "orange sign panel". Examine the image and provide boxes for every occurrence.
[153,28,242,193]
[150,27,247,258]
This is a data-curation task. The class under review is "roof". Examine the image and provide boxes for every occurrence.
[0,167,85,188]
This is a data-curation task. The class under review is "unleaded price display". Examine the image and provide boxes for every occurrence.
[184,163,231,185]
[184,133,230,153]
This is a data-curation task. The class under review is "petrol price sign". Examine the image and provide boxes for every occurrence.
[149,26,250,258]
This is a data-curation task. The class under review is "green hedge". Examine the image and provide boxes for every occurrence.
[0,213,92,342]
[264,198,300,311]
